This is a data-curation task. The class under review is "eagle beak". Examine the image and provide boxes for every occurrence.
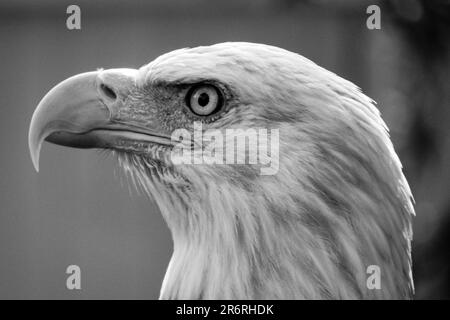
[29,68,170,172]
[29,71,106,171]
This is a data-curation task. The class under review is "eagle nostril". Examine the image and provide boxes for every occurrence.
[99,83,117,101]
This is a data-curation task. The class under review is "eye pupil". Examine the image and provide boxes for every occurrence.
[198,92,210,107]
[186,84,222,117]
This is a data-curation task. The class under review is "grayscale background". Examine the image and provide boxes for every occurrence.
[0,0,448,299]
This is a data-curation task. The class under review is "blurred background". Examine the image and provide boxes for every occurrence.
[0,0,448,299]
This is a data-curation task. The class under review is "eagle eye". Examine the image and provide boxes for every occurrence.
[186,84,222,116]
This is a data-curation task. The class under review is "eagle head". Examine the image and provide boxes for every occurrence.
[29,42,414,299]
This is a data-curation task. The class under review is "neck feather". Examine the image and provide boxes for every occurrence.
[117,121,414,299]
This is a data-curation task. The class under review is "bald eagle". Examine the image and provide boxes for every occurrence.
[28,42,414,299]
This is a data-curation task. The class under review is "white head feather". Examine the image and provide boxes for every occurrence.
[117,42,415,299]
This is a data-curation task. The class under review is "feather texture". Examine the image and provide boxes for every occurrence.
[115,42,415,299]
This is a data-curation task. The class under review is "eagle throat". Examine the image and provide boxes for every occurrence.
[116,141,413,299]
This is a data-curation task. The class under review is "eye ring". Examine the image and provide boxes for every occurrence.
[186,84,223,116]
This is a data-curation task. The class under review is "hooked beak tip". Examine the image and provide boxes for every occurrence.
[32,157,40,173]
[31,151,40,173]
[28,129,42,172]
